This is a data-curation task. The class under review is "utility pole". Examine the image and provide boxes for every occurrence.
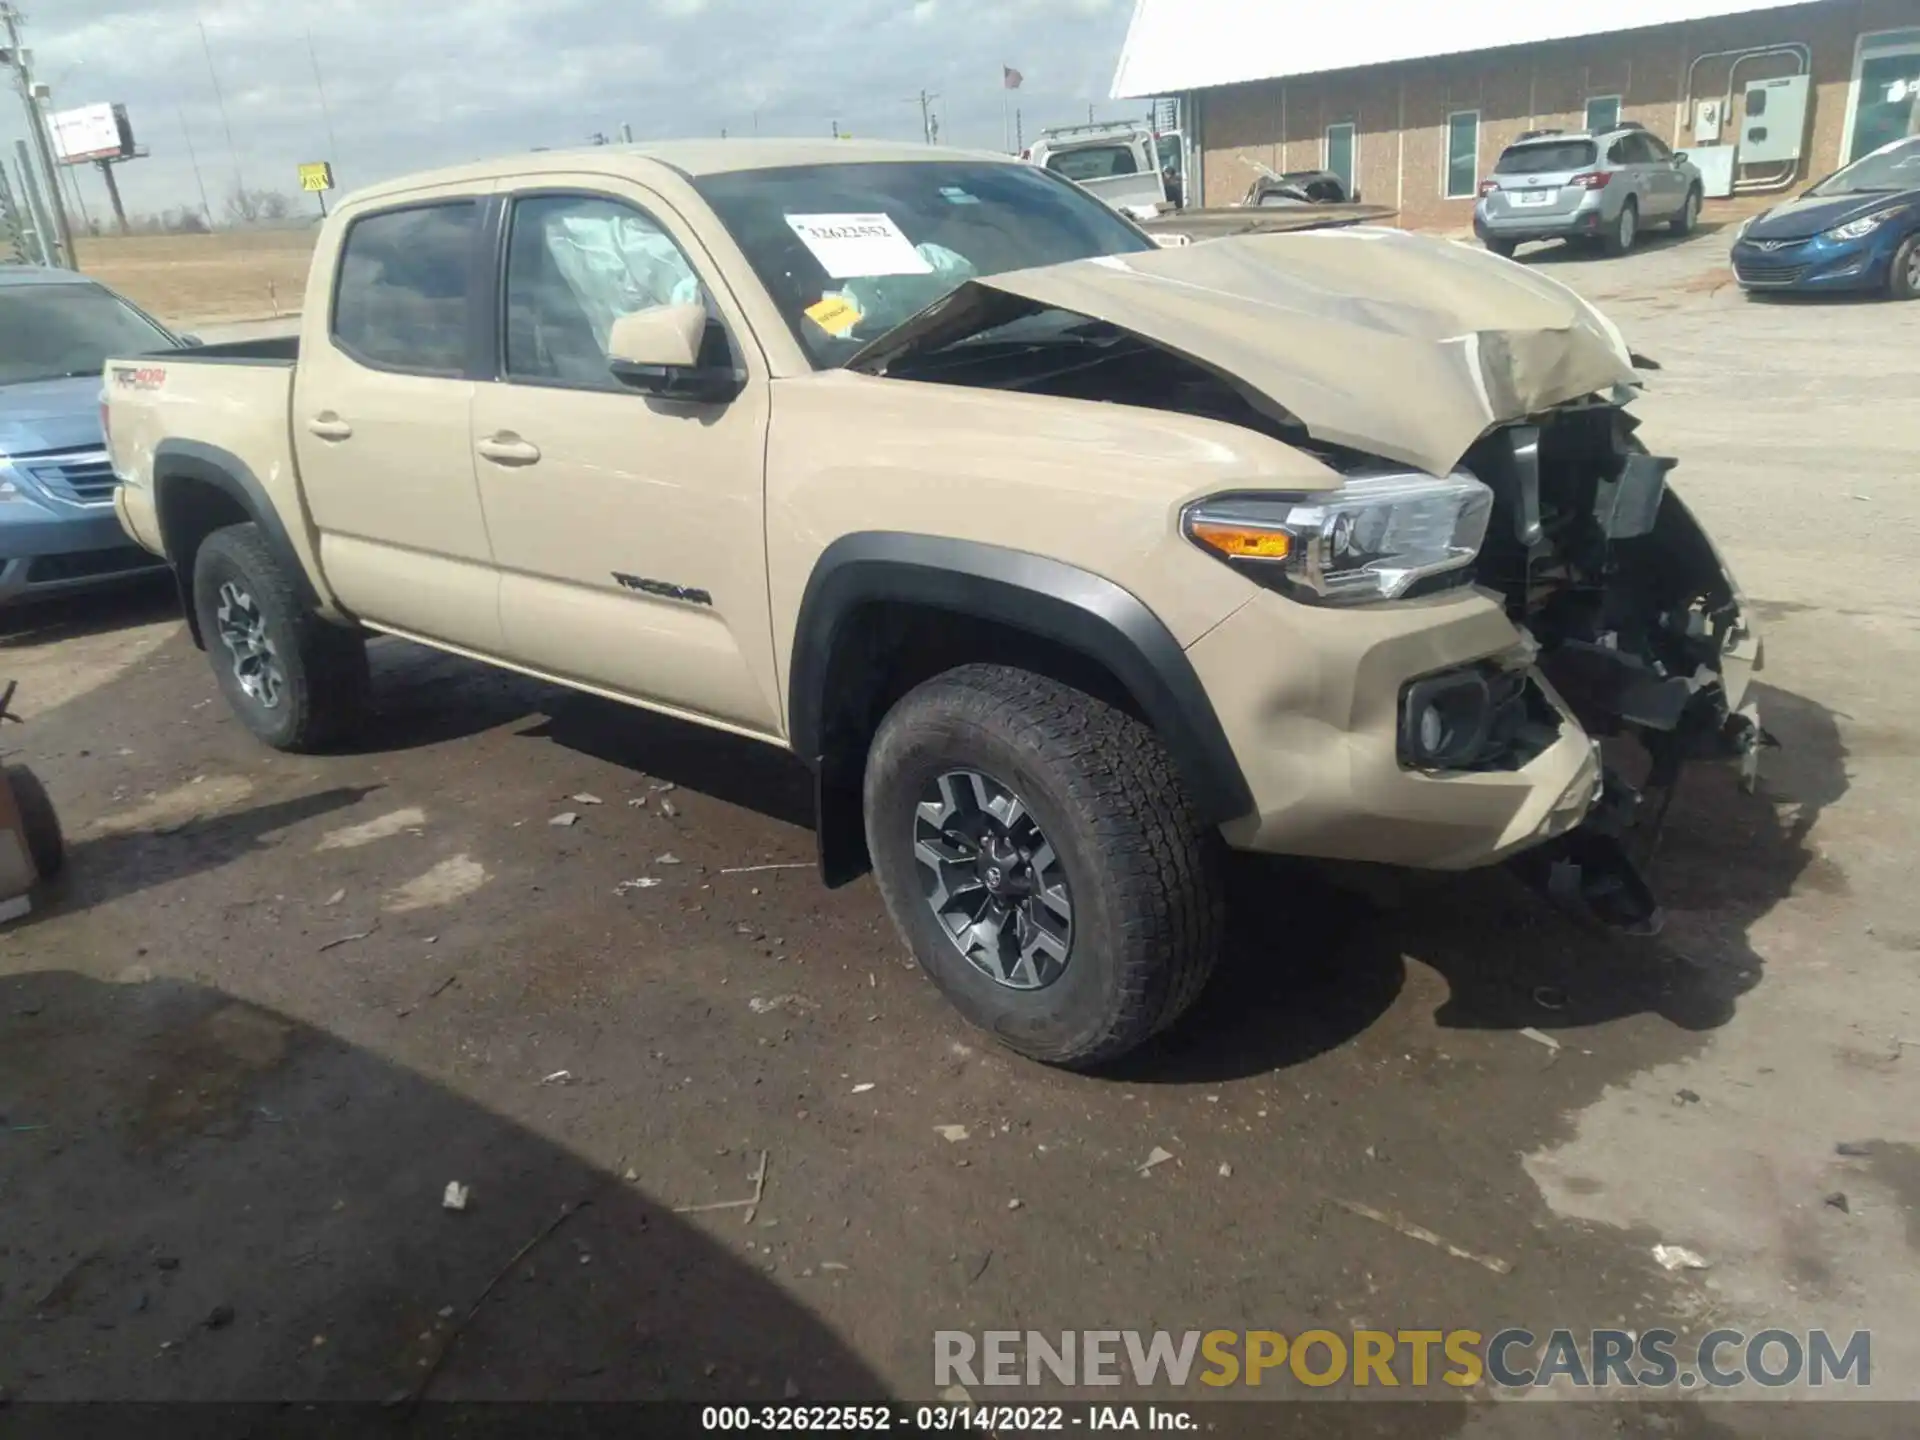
[0,2,74,265]
[197,17,246,216]
[915,89,941,145]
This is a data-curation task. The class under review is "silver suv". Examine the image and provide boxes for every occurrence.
[1475,124,1704,259]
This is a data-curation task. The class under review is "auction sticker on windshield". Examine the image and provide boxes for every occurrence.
[785,213,932,278]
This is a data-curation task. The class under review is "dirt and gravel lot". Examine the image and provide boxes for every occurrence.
[2,219,1915,1432]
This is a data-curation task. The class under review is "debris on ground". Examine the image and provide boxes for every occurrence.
[1836,1141,1873,1157]
[720,862,812,875]
[410,1200,586,1403]
[318,922,379,953]
[571,793,603,806]
[442,1182,471,1212]
[614,877,662,894]
[851,1082,875,1094]
[673,1149,770,1221]
[323,888,346,906]
[1825,1191,1851,1213]
[652,782,677,794]
[427,974,458,998]
[203,1303,236,1330]
[1518,1027,1562,1052]
[934,1124,970,1143]
[1139,1146,1175,1176]
[1652,1243,1709,1271]
[1219,1163,1234,1178]
[549,812,580,828]
[660,801,679,819]
[656,853,683,865]
[541,1069,575,1086]
[820,1261,849,1272]
[1330,1197,1511,1275]
[1007,1198,1023,1210]
[627,797,646,808]
[1675,1088,1702,1106]
[749,994,814,1016]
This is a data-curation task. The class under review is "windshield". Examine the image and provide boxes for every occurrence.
[694,160,1155,368]
[1496,140,1597,175]
[1810,136,1920,196]
[0,281,175,387]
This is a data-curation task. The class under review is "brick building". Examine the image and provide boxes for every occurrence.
[1112,0,1920,229]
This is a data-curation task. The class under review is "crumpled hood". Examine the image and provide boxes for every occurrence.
[1743,190,1919,241]
[849,227,1642,476]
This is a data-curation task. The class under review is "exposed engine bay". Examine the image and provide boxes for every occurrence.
[878,320,1767,933]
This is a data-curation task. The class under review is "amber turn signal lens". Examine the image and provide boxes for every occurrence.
[1189,521,1292,561]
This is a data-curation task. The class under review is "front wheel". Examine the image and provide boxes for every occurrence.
[1889,232,1920,301]
[1670,186,1701,235]
[1603,200,1638,257]
[191,523,369,752]
[863,664,1225,1069]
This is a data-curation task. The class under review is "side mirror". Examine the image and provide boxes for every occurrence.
[606,302,744,404]
[179,333,205,348]
[1673,150,1690,164]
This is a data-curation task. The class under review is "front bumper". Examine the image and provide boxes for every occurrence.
[1731,232,1892,291]
[0,503,167,605]
[1187,586,1603,870]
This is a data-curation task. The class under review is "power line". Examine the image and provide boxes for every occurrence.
[305,28,340,176]
[196,15,246,207]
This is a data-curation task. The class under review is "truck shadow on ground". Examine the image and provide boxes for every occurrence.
[0,971,885,1404]
[41,786,378,916]
[0,574,179,647]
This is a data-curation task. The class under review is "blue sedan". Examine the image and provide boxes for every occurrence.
[1731,136,1920,299]
[1,266,187,606]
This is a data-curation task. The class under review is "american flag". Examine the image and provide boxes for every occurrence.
[1002,65,1023,90]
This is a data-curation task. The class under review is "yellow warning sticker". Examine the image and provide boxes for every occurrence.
[804,294,863,337]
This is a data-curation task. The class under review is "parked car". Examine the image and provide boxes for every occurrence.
[1475,123,1704,259]
[104,140,1763,1067]
[1,266,185,606]
[1731,135,1920,298]
[1026,121,1170,220]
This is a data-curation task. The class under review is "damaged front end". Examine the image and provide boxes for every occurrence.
[1463,407,1768,934]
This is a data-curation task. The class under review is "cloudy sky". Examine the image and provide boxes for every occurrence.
[4,0,1139,223]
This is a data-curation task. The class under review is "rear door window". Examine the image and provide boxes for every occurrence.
[331,201,480,375]
[1495,140,1598,174]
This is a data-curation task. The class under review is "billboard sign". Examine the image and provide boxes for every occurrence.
[49,103,134,164]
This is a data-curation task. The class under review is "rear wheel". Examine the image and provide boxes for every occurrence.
[1890,233,1920,301]
[863,663,1225,1069]
[1603,199,1638,256]
[191,523,368,752]
[1669,185,1701,235]
[6,766,63,881]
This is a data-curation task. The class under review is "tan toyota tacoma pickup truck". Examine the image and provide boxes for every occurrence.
[105,140,1764,1067]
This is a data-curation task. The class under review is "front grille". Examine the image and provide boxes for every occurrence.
[20,447,118,506]
[24,545,163,585]
[1733,253,1809,287]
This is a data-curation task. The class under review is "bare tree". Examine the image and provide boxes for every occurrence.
[256,190,292,221]
[223,185,262,225]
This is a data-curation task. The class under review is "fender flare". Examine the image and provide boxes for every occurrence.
[152,439,320,642]
[788,533,1254,826]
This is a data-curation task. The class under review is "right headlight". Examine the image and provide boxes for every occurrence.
[1183,470,1493,605]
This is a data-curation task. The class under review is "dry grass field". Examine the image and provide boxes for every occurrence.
[74,227,320,326]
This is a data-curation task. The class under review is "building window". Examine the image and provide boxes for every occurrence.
[1325,122,1356,195]
[1584,95,1622,133]
[1444,110,1480,198]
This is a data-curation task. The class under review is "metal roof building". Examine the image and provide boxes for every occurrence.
[1112,0,1919,226]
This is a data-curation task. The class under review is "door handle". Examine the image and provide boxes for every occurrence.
[476,434,542,466]
[307,415,353,441]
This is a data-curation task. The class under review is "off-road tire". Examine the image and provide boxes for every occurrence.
[191,523,368,752]
[1889,233,1920,301]
[1669,185,1702,235]
[863,663,1225,1069]
[1603,199,1638,257]
[1485,237,1518,260]
[6,765,63,881]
